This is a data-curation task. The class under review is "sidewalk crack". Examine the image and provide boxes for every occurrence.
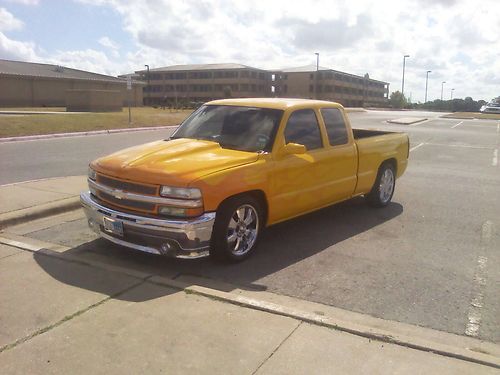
[0,276,150,354]
[251,321,302,375]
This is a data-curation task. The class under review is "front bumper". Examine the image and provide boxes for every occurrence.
[80,191,215,259]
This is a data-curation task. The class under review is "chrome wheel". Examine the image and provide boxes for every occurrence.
[226,204,259,256]
[379,168,395,204]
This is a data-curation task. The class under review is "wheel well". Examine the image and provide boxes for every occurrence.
[217,190,269,226]
[381,158,397,175]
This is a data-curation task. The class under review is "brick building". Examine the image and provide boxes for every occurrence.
[135,63,272,106]
[273,65,389,107]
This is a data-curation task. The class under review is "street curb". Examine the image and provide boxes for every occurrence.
[387,118,428,125]
[1,233,499,369]
[0,125,179,143]
[0,197,81,229]
[150,277,500,370]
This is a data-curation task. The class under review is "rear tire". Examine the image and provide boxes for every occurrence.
[366,163,396,207]
[210,195,263,262]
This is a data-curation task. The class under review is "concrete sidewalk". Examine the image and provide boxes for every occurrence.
[1,176,499,373]
[0,242,498,374]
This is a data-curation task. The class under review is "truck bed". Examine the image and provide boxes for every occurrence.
[352,128,398,139]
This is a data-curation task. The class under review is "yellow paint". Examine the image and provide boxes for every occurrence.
[90,98,409,225]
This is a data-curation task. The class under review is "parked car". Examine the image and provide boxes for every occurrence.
[81,98,409,261]
[480,101,500,113]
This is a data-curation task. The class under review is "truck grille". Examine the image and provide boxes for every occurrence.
[97,174,158,195]
[97,191,156,212]
[94,173,159,214]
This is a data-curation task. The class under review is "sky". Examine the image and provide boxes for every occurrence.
[0,0,499,102]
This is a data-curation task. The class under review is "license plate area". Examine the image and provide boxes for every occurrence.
[103,217,124,237]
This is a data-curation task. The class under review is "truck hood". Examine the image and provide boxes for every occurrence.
[93,138,259,186]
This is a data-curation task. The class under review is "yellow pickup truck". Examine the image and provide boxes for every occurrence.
[81,98,409,261]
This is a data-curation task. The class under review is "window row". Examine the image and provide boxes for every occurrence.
[143,71,269,81]
[306,85,385,97]
[144,84,270,93]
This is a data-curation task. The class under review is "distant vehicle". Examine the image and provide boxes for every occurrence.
[480,101,500,113]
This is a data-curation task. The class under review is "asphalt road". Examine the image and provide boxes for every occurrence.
[4,110,500,344]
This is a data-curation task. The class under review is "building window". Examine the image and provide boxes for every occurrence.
[241,84,249,91]
[309,85,313,92]
[241,70,249,78]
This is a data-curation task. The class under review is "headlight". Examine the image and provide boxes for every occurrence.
[88,167,97,181]
[160,186,202,199]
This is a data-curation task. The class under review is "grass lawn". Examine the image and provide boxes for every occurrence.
[0,107,192,138]
[442,112,500,120]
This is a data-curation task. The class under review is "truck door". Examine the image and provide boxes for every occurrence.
[270,108,337,222]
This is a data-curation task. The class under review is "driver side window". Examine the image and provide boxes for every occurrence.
[284,109,323,151]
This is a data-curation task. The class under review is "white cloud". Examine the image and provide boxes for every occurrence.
[4,0,39,5]
[98,36,119,50]
[0,32,37,60]
[0,7,24,31]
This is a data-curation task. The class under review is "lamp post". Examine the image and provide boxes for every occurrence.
[144,64,150,106]
[451,88,455,100]
[441,81,446,101]
[424,70,431,103]
[314,52,319,99]
[401,54,410,95]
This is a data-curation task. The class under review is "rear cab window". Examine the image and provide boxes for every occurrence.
[284,109,323,151]
[321,108,349,146]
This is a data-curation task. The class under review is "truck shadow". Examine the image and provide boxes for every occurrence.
[34,197,403,302]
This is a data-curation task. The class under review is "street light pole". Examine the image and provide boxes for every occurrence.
[441,81,446,101]
[424,70,431,103]
[144,64,150,106]
[401,54,410,95]
[451,88,455,100]
[314,52,319,100]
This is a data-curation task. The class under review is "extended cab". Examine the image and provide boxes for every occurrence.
[81,98,409,261]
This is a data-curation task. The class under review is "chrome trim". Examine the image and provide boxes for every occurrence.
[88,179,202,208]
[80,191,215,258]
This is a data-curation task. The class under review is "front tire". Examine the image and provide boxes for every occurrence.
[366,163,396,207]
[210,196,263,262]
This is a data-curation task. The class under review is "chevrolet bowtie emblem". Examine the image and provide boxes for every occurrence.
[113,190,125,199]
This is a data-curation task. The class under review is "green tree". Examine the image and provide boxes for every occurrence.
[390,91,407,109]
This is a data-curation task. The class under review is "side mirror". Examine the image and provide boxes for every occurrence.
[281,143,307,155]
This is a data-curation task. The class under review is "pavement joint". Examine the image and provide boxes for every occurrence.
[251,320,303,375]
[0,277,149,354]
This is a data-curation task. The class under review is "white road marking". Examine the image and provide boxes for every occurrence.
[409,142,425,152]
[493,149,498,167]
[424,142,494,150]
[451,121,464,128]
[465,220,493,337]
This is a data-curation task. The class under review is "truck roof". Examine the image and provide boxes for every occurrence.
[206,98,343,110]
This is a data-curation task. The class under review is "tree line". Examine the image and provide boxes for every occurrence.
[389,91,498,111]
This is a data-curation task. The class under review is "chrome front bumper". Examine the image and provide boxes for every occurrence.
[80,191,215,259]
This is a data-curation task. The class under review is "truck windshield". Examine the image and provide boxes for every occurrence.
[170,105,283,152]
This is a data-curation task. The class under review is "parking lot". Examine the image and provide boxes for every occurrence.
[2,110,499,344]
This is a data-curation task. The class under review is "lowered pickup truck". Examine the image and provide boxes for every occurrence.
[81,98,409,261]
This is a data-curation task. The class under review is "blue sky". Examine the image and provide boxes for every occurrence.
[5,1,127,54]
[0,0,499,102]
